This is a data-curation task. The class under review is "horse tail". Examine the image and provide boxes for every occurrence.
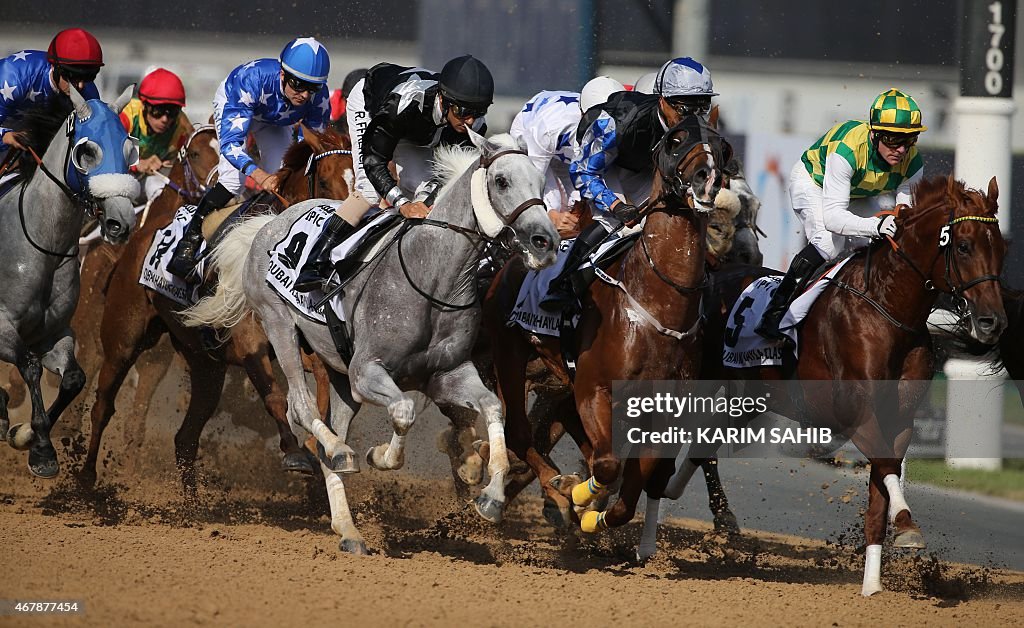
[180,215,275,333]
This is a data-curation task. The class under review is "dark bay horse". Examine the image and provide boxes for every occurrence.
[80,126,353,497]
[701,175,1006,595]
[483,115,733,542]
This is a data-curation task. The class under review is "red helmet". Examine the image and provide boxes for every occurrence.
[139,68,186,106]
[47,28,104,67]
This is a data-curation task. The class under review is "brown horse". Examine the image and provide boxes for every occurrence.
[702,175,1006,595]
[483,115,732,537]
[80,126,354,498]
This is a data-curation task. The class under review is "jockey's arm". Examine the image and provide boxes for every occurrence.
[362,116,406,205]
[218,93,258,179]
[894,167,923,206]
[821,152,884,237]
[0,60,24,145]
[569,112,621,219]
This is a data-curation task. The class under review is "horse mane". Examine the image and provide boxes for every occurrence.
[9,93,74,180]
[432,133,521,202]
[912,174,997,218]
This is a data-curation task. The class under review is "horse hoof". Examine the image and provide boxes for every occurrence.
[339,538,370,555]
[317,442,359,474]
[28,451,59,479]
[541,498,571,530]
[714,511,741,535]
[8,423,34,450]
[456,459,483,486]
[894,528,926,549]
[472,439,490,461]
[281,451,316,475]
[861,582,884,597]
[473,495,505,524]
[435,427,453,454]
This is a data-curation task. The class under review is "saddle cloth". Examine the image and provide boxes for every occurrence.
[266,203,397,324]
[722,257,851,368]
[138,204,207,306]
[507,232,632,337]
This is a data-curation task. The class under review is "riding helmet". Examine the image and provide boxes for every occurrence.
[868,89,927,133]
[439,55,494,106]
[139,68,186,106]
[47,28,104,68]
[279,37,331,84]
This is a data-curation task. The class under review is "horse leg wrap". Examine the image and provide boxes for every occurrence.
[572,476,605,507]
[580,510,608,534]
[861,544,883,596]
[883,474,910,523]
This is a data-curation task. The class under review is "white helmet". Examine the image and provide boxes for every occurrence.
[580,76,625,112]
[633,72,657,95]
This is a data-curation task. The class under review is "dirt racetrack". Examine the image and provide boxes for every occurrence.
[1,364,1023,626]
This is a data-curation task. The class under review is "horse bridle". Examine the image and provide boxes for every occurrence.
[174,124,218,202]
[393,148,545,310]
[303,147,352,199]
[831,204,1001,332]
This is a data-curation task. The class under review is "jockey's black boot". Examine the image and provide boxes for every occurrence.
[294,214,358,293]
[755,243,826,341]
[167,183,234,279]
[540,221,610,311]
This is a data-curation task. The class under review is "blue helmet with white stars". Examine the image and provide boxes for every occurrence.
[280,37,330,84]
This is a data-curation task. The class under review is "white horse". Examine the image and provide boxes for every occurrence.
[183,131,559,553]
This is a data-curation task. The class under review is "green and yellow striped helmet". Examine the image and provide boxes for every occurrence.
[868,89,927,133]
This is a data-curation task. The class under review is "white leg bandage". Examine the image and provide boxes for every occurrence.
[861,544,883,596]
[883,473,910,523]
[636,497,661,561]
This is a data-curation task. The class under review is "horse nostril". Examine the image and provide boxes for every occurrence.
[105,220,123,237]
[531,235,551,251]
[976,316,996,332]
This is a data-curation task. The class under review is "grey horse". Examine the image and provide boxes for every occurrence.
[183,131,559,553]
[0,85,139,477]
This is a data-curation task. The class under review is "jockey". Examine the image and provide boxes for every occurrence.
[293,55,493,292]
[755,89,926,340]
[509,76,625,237]
[167,36,331,279]
[541,57,717,310]
[119,68,194,203]
[1,28,103,157]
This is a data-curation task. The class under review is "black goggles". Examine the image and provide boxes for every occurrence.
[665,98,712,117]
[446,100,488,120]
[284,74,320,95]
[59,65,99,84]
[875,132,919,149]
[147,103,182,120]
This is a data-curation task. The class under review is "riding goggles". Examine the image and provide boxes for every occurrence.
[446,100,488,120]
[58,65,100,84]
[876,132,919,149]
[284,73,321,95]
[146,104,182,120]
[665,97,712,118]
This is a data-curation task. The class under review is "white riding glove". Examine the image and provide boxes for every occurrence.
[876,215,898,238]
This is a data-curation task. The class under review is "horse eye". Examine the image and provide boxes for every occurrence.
[495,175,510,190]
[957,240,970,254]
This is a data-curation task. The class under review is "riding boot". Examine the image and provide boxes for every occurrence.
[293,214,359,292]
[539,221,610,311]
[167,183,235,279]
[754,243,826,341]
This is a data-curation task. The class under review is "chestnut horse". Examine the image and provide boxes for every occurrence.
[484,115,732,537]
[80,126,353,498]
[700,175,1006,596]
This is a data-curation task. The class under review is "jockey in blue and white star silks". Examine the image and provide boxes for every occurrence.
[1,28,103,162]
[167,36,331,279]
[509,76,625,237]
[541,58,717,310]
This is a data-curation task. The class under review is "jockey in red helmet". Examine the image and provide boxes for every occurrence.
[1,28,103,154]
[119,68,196,202]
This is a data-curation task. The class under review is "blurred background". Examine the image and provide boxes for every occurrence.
[2,0,1021,277]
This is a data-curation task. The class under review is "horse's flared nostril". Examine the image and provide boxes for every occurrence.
[104,220,123,238]
[531,235,551,252]
[976,315,1001,334]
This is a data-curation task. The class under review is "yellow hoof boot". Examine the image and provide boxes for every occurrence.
[580,510,608,534]
[571,476,604,507]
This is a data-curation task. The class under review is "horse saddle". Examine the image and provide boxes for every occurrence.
[204,192,277,249]
[327,212,404,289]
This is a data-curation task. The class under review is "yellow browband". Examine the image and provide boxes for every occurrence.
[949,215,999,225]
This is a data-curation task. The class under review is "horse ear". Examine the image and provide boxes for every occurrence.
[110,84,134,114]
[987,176,999,208]
[466,126,487,151]
[302,124,323,151]
[69,84,91,120]
[708,105,720,130]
